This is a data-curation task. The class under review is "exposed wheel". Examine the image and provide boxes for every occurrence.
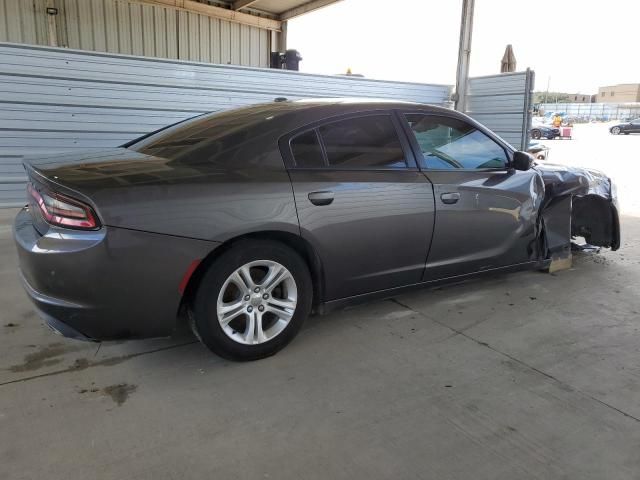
[531,129,542,139]
[192,240,312,361]
[611,126,621,135]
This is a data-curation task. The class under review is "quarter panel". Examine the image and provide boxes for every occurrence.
[25,144,299,242]
[94,165,300,242]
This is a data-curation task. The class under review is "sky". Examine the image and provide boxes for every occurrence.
[288,0,640,94]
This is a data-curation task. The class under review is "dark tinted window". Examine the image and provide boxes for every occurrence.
[405,114,508,170]
[290,130,325,168]
[127,105,284,160]
[318,115,407,169]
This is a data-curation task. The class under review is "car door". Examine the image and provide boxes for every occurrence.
[630,119,640,133]
[282,112,435,300]
[398,111,543,281]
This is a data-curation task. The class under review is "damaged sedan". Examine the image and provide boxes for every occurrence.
[13,100,620,361]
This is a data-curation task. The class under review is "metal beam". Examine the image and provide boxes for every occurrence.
[136,0,281,31]
[279,0,343,21]
[521,69,535,151]
[454,0,474,112]
[233,0,259,10]
[45,0,58,47]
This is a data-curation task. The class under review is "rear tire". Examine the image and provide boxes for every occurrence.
[191,240,312,361]
[531,129,542,139]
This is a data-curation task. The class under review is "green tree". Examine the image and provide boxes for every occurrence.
[534,91,572,104]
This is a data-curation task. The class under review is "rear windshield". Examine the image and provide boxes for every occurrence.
[126,105,285,160]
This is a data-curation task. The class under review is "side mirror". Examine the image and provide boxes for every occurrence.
[512,151,534,171]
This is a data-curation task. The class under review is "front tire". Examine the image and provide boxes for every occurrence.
[192,240,312,361]
[531,129,542,140]
[611,127,621,135]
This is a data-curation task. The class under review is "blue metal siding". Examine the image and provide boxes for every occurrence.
[0,43,451,207]
[465,71,534,150]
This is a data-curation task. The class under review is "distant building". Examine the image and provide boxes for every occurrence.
[597,84,640,103]
[567,93,595,103]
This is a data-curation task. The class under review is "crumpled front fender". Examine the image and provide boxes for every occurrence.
[533,163,619,256]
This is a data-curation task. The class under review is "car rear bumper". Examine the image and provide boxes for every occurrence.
[19,269,97,341]
[14,207,218,340]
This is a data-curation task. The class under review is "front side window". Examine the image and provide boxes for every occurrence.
[318,115,407,169]
[404,114,508,170]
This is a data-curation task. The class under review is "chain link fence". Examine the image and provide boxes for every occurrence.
[537,103,640,123]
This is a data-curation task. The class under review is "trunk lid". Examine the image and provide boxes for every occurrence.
[23,148,177,192]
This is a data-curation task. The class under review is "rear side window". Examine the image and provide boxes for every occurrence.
[290,130,325,168]
[318,115,407,169]
[404,114,508,170]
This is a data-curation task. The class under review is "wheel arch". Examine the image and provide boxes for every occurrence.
[571,194,619,249]
[180,230,325,313]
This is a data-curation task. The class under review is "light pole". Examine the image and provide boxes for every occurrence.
[454,0,475,112]
[544,76,550,105]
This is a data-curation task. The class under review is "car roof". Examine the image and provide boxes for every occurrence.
[242,97,454,115]
[128,98,500,157]
[213,98,464,132]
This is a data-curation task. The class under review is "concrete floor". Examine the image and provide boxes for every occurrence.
[1,206,640,479]
[1,124,640,479]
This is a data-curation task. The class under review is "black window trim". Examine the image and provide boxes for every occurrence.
[396,110,513,172]
[280,110,419,172]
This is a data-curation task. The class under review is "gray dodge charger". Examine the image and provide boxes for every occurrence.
[14,100,620,360]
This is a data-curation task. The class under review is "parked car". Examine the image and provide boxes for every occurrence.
[609,118,640,135]
[14,100,620,361]
[527,142,549,161]
[530,125,560,139]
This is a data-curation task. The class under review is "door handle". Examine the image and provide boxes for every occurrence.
[440,192,460,204]
[308,191,334,206]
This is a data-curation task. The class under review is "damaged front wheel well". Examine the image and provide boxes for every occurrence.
[571,195,616,248]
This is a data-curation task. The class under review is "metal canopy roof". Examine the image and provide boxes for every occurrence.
[144,0,343,30]
[222,0,342,19]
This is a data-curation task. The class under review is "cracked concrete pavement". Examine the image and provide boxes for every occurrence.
[1,123,640,479]
[1,204,639,479]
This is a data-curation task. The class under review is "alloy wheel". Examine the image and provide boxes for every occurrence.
[216,260,297,345]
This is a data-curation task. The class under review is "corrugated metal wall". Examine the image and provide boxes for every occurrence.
[0,0,47,45]
[0,43,452,207]
[0,0,271,66]
[465,70,535,150]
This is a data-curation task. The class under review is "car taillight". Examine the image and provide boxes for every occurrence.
[27,183,99,230]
